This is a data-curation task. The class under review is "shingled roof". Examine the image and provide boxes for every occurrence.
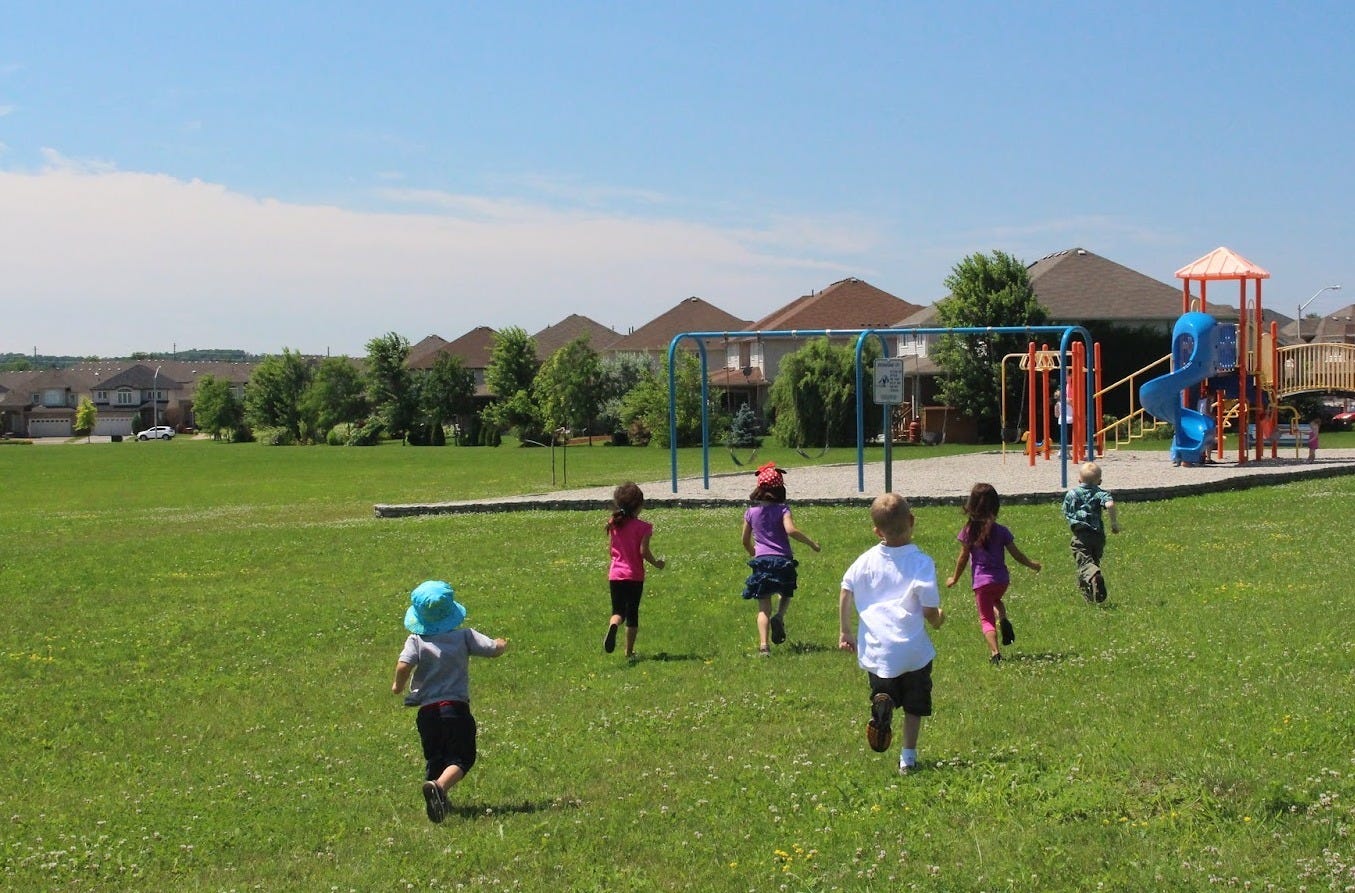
[1026,248,1195,323]
[407,335,451,369]
[749,277,922,331]
[606,297,750,353]
[532,314,620,360]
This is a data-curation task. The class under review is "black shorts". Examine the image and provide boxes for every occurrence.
[869,661,934,717]
[416,701,478,779]
[609,579,644,626]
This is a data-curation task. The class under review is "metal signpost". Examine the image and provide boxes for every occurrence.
[873,358,904,493]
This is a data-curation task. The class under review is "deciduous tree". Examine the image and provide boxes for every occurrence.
[304,357,369,440]
[365,332,416,439]
[767,338,882,448]
[534,337,603,436]
[245,349,313,442]
[193,374,244,440]
[933,250,1048,441]
[74,397,97,441]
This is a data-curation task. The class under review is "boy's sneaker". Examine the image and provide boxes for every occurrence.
[422,781,446,824]
[898,758,917,775]
[989,653,1002,666]
[1079,578,1096,603]
[866,693,894,753]
[603,622,618,654]
[999,617,1016,646]
[1091,572,1108,603]
[769,614,786,645]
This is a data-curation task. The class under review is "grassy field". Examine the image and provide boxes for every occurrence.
[1,439,1352,891]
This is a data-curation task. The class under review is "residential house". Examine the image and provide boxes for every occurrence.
[603,297,750,367]
[85,364,170,436]
[410,326,499,402]
[1286,303,1355,345]
[714,278,921,417]
[0,368,99,437]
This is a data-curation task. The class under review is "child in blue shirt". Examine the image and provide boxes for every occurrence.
[1061,462,1120,603]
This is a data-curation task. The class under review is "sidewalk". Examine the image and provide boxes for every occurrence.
[375,447,1355,517]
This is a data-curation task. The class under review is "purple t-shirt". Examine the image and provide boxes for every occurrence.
[957,521,1014,589]
[745,502,793,558]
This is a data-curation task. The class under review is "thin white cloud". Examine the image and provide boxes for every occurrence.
[0,104,15,117]
[0,164,866,356]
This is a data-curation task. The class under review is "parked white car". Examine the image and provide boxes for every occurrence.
[136,426,175,441]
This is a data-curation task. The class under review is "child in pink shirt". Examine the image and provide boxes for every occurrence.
[605,482,665,659]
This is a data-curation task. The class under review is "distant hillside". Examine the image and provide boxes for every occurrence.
[2,349,261,370]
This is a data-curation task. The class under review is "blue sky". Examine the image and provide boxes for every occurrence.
[2,2,1353,357]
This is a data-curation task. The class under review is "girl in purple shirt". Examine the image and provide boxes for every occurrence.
[944,483,1041,665]
[741,463,820,656]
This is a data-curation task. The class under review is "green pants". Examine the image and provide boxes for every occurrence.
[1069,529,1107,600]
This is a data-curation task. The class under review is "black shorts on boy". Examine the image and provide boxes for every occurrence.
[868,661,933,717]
[416,700,478,781]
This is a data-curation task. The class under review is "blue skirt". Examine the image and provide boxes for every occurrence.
[742,555,799,600]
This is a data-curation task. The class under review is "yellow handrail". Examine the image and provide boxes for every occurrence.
[1093,354,1172,451]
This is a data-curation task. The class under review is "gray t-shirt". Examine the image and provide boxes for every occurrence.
[398,627,499,707]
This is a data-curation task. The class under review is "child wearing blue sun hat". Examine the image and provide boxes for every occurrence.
[391,580,508,823]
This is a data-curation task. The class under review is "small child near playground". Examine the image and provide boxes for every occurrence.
[1308,417,1321,462]
[839,493,945,775]
[391,580,508,824]
[605,482,666,659]
[741,462,820,655]
[945,482,1041,665]
[1062,462,1120,603]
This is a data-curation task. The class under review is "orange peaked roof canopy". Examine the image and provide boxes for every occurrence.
[1175,246,1270,281]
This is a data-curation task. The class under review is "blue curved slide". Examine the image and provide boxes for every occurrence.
[1139,311,1218,465]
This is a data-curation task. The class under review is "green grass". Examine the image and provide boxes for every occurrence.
[1,440,1352,891]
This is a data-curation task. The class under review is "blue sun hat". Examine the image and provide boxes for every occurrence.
[404,580,467,636]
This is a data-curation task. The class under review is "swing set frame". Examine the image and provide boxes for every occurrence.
[667,324,1095,493]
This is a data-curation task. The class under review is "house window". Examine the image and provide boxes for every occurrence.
[116,389,137,406]
[42,388,65,407]
[95,390,108,402]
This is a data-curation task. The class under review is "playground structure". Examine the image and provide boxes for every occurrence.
[1121,247,1355,464]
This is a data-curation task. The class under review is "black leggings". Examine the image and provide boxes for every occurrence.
[609,579,644,626]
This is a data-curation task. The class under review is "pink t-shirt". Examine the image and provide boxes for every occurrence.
[608,517,653,581]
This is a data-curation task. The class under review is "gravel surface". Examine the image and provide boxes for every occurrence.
[376,446,1355,516]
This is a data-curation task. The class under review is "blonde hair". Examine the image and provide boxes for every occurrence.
[870,493,913,538]
[1078,462,1102,485]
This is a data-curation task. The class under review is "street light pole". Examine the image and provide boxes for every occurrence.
[153,365,161,430]
[1298,285,1342,343]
